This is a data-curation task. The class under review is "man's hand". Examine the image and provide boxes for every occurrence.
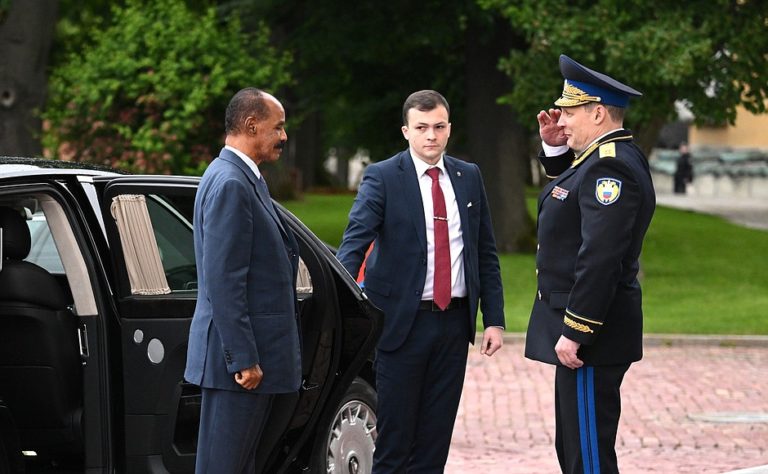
[537,109,567,147]
[235,364,264,390]
[480,327,504,357]
[555,335,583,369]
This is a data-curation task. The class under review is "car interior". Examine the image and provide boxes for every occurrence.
[0,200,84,470]
[0,191,323,473]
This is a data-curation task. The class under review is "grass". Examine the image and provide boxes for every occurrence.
[281,192,768,335]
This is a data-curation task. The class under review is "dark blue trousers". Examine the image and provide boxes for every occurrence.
[555,364,630,474]
[195,388,273,474]
[372,306,470,474]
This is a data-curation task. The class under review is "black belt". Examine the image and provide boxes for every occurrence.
[418,297,468,312]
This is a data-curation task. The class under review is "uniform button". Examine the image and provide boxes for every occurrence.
[537,290,542,301]
[415,290,421,295]
[535,268,539,275]
[537,244,540,251]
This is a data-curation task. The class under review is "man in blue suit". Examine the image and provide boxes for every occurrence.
[184,88,301,473]
[336,90,505,473]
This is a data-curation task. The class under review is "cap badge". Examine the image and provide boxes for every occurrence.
[555,80,602,107]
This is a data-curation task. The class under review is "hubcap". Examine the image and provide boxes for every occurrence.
[326,400,377,474]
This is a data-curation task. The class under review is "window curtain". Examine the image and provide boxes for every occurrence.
[296,258,313,293]
[110,194,171,295]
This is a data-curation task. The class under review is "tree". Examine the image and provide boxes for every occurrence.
[464,12,536,252]
[0,0,58,157]
[42,0,291,174]
[232,0,536,251]
[481,0,768,155]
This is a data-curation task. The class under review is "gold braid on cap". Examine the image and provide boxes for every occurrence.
[555,80,602,107]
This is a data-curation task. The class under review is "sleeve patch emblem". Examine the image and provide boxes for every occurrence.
[595,178,622,205]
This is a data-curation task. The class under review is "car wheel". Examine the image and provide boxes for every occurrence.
[314,377,377,474]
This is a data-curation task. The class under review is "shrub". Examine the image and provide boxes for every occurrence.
[42,0,291,175]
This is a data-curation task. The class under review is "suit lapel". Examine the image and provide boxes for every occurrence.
[444,156,469,233]
[219,151,289,240]
[397,151,427,253]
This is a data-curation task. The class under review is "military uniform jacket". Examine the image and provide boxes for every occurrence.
[525,129,656,366]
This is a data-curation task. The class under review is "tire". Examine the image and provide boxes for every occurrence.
[313,377,377,474]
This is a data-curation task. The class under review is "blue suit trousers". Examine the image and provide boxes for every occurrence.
[372,306,470,474]
[195,388,273,474]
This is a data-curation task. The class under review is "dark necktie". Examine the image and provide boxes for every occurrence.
[426,167,451,310]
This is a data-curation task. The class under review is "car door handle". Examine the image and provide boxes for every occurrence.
[78,324,89,364]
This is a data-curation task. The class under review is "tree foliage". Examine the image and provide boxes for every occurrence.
[232,0,473,160]
[42,0,291,174]
[228,0,535,251]
[481,0,768,151]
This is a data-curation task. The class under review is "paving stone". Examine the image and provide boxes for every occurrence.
[445,337,768,474]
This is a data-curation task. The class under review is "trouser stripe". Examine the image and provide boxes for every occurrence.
[577,366,600,474]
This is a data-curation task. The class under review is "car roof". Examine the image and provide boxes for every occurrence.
[0,156,124,179]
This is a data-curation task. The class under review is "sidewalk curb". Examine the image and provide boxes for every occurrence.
[476,332,768,348]
[721,466,768,474]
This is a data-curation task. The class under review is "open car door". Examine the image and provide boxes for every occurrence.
[96,175,381,473]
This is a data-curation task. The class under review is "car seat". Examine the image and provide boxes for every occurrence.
[0,206,83,457]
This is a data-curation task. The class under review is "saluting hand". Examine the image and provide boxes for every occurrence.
[235,364,264,390]
[555,335,583,369]
[480,326,504,357]
[537,109,567,147]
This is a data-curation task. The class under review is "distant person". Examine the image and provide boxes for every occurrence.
[674,142,694,194]
[184,88,301,473]
[526,55,656,474]
[336,89,505,473]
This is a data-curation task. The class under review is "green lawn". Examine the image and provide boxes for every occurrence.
[282,193,768,335]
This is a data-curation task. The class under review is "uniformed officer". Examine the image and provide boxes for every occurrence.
[525,55,656,474]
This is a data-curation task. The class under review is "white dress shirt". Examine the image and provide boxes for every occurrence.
[225,145,263,179]
[411,151,467,300]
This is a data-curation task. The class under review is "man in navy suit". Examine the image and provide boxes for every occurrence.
[526,56,655,473]
[336,90,505,473]
[184,88,301,473]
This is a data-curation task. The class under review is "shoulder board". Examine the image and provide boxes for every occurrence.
[599,142,616,159]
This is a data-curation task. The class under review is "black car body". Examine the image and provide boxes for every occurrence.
[0,157,382,473]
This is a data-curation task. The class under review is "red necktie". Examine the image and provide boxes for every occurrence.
[426,167,451,310]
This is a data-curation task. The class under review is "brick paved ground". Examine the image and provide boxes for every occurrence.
[446,336,768,474]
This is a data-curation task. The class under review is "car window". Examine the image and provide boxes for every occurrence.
[146,194,197,292]
[110,193,196,294]
[3,194,98,316]
[26,210,65,274]
[110,190,313,296]
[142,193,313,295]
